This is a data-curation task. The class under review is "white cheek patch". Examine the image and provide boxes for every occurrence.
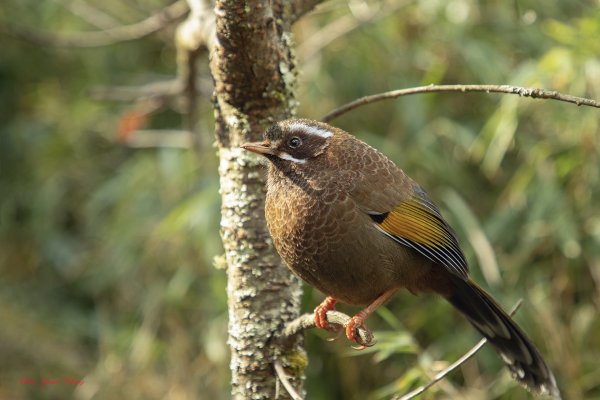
[278,151,307,164]
[288,122,333,139]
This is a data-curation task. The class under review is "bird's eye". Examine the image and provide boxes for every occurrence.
[288,137,302,148]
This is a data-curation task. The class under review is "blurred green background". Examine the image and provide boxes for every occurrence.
[1,0,599,399]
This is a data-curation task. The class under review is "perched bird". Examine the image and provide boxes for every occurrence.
[242,119,560,397]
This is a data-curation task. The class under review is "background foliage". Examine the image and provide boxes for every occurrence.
[1,0,599,399]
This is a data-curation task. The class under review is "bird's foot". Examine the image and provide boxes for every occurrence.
[314,296,341,333]
[345,314,374,350]
[325,329,344,342]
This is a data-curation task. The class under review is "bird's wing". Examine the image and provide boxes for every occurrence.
[368,186,469,279]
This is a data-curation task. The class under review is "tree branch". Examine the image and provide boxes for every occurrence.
[211,1,304,398]
[391,299,523,400]
[321,84,600,122]
[63,0,121,30]
[288,0,326,23]
[0,0,189,48]
[274,359,304,400]
[273,309,373,400]
[277,300,523,399]
[176,0,215,52]
[89,79,184,102]
[277,310,378,350]
[175,0,215,151]
[298,0,408,63]
[119,129,193,148]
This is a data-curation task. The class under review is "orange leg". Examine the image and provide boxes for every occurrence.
[314,296,340,332]
[345,288,398,350]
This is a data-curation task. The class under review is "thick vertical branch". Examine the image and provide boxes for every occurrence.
[209,1,304,399]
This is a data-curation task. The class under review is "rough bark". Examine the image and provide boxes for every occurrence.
[209,1,306,399]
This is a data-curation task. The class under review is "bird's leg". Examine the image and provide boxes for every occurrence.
[314,296,341,332]
[345,288,398,350]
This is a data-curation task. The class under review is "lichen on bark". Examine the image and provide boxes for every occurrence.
[209,1,306,398]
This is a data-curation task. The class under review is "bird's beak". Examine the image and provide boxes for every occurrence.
[240,141,275,156]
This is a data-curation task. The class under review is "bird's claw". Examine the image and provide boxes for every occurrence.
[315,298,375,349]
[314,297,339,332]
[345,315,374,350]
[326,329,344,342]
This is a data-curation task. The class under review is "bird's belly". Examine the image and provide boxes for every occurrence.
[266,183,437,305]
[308,242,402,305]
[270,210,418,305]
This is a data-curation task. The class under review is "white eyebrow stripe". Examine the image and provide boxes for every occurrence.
[278,152,307,164]
[288,122,333,139]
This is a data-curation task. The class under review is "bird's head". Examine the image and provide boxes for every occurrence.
[241,119,335,169]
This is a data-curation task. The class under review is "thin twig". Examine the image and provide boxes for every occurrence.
[64,0,121,30]
[121,130,193,148]
[89,79,183,101]
[298,0,408,63]
[274,359,304,400]
[392,299,523,400]
[0,0,189,48]
[288,0,326,23]
[321,84,600,122]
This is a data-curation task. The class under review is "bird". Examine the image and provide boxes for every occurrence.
[241,118,560,398]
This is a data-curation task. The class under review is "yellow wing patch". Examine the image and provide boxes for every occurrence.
[371,191,469,278]
[380,200,454,248]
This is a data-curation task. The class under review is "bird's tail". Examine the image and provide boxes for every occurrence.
[446,275,560,398]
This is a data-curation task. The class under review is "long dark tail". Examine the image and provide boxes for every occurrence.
[446,275,560,398]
